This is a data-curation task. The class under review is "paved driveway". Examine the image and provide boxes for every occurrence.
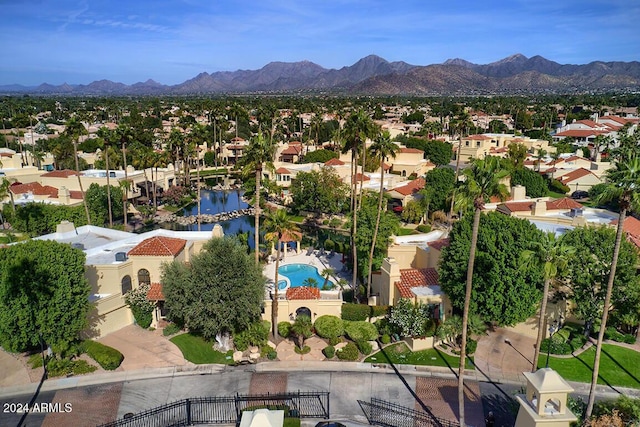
[0,348,30,387]
[98,325,188,371]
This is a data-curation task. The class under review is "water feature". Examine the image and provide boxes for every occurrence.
[157,189,257,249]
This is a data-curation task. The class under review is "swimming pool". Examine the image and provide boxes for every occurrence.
[277,263,330,290]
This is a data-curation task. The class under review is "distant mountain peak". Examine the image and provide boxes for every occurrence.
[493,53,528,64]
[443,58,476,68]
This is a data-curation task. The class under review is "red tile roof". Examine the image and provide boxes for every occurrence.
[10,182,58,197]
[286,286,320,300]
[467,134,492,140]
[128,236,187,257]
[324,158,345,166]
[382,162,392,171]
[391,177,425,196]
[147,283,165,301]
[281,145,303,155]
[231,136,245,142]
[546,197,583,210]
[558,168,596,184]
[69,190,84,200]
[352,173,370,182]
[394,268,439,298]
[275,167,291,174]
[555,129,607,138]
[611,216,640,249]
[428,238,450,251]
[42,169,78,178]
[499,201,534,213]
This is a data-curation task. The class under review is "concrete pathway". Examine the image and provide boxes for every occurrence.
[276,336,326,362]
[97,325,188,371]
[473,326,537,384]
[0,348,30,388]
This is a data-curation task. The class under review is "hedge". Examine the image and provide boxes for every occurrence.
[83,340,124,370]
[416,224,431,233]
[323,345,335,359]
[605,327,637,344]
[356,340,373,356]
[344,321,378,342]
[314,315,344,339]
[342,304,370,321]
[278,322,292,338]
[336,342,359,361]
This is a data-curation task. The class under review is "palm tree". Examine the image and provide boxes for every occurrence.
[242,132,276,263]
[64,117,91,225]
[263,208,300,339]
[585,155,640,418]
[97,127,114,227]
[290,315,312,349]
[367,130,399,297]
[115,124,134,228]
[341,110,376,298]
[520,232,575,372]
[0,176,16,216]
[452,156,509,426]
[321,268,336,290]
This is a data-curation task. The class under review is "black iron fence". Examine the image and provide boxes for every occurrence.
[358,398,460,427]
[98,391,330,427]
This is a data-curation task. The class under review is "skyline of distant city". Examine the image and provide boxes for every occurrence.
[1,0,639,86]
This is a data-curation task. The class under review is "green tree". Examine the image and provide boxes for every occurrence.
[301,149,339,164]
[85,183,124,226]
[96,127,115,226]
[424,167,455,213]
[263,208,300,339]
[367,131,399,296]
[161,237,265,339]
[289,167,349,214]
[507,143,528,169]
[511,167,547,198]
[401,200,424,224]
[586,155,640,418]
[0,240,90,353]
[290,315,313,349]
[520,232,574,372]
[450,156,509,427]
[242,132,276,263]
[423,140,453,166]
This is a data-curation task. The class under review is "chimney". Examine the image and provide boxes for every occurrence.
[532,199,547,216]
[56,220,76,234]
[59,186,70,204]
[511,185,526,201]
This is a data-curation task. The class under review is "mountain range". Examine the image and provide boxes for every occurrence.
[2,54,639,96]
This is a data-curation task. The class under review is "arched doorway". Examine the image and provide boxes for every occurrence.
[296,307,312,319]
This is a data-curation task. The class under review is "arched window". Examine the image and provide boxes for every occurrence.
[138,269,151,287]
[402,170,407,177]
[121,275,132,294]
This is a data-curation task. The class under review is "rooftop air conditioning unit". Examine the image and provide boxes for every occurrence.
[569,208,584,218]
[115,252,127,262]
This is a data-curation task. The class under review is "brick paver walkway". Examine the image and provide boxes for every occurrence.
[42,382,123,427]
[249,372,288,395]
[415,377,484,426]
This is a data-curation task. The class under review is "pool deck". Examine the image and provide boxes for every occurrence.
[263,248,348,291]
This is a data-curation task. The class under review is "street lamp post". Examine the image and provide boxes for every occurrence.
[545,320,559,368]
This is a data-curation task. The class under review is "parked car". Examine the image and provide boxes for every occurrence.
[571,190,589,200]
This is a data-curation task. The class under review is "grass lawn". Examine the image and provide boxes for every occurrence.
[170,333,234,364]
[397,227,416,236]
[290,215,305,223]
[542,344,640,389]
[364,342,474,370]
[547,190,569,199]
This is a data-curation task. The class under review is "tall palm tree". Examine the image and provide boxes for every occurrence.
[367,131,399,297]
[115,124,134,228]
[585,155,640,418]
[453,156,509,426]
[520,232,575,372]
[263,208,300,339]
[64,117,91,225]
[242,132,276,263]
[0,176,16,216]
[341,110,376,298]
[97,127,114,227]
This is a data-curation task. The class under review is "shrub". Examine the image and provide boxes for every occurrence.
[605,327,636,344]
[28,353,44,369]
[294,345,311,355]
[370,305,390,318]
[324,239,335,251]
[163,323,181,336]
[416,224,431,233]
[344,321,379,342]
[540,338,572,355]
[234,321,269,351]
[554,327,571,342]
[328,218,342,228]
[336,342,359,361]
[125,284,155,329]
[341,303,370,321]
[278,322,292,338]
[466,339,477,355]
[323,345,335,359]
[46,358,97,377]
[267,350,278,360]
[83,341,124,370]
[314,315,344,339]
[549,179,570,194]
[381,334,391,344]
[329,336,342,346]
[357,340,373,356]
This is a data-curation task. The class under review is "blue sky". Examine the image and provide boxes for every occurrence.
[1,0,639,86]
